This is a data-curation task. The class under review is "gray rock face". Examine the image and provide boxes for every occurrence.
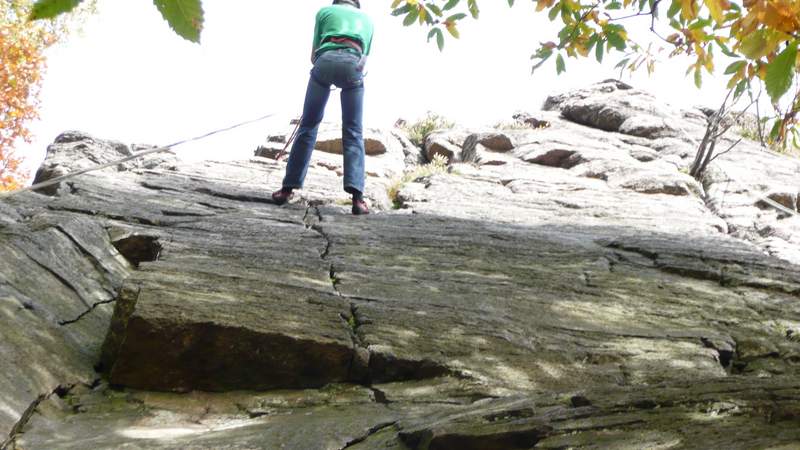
[424,132,462,164]
[544,79,684,139]
[2,82,800,449]
[258,122,409,180]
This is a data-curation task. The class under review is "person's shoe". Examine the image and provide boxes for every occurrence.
[352,198,369,215]
[271,189,293,205]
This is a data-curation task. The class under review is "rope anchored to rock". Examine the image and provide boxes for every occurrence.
[0,112,279,200]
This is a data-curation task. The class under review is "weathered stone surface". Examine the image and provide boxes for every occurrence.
[461,133,517,166]
[391,128,426,167]
[544,79,684,139]
[3,81,800,448]
[468,132,515,152]
[258,122,409,181]
[18,382,404,450]
[314,124,393,156]
[424,133,462,164]
[0,208,131,438]
[394,377,800,449]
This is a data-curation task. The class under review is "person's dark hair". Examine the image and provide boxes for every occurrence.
[333,0,360,8]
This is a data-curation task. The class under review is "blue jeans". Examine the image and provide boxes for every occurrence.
[282,49,365,194]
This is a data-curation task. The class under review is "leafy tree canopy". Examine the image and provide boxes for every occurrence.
[391,0,799,147]
[1,0,93,189]
[26,0,800,148]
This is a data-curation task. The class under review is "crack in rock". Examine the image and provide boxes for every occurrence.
[1,384,77,450]
[59,299,117,326]
[701,336,737,372]
[340,420,398,450]
[310,204,457,387]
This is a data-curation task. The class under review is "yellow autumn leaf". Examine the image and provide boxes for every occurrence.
[762,0,800,34]
[756,63,767,80]
[445,22,460,39]
[681,0,697,21]
[704,0,726,23]
[536,0,555,12]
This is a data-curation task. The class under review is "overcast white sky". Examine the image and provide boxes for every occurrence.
[17,0,734,179]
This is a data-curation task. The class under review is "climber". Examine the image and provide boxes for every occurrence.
[272,0,374,215]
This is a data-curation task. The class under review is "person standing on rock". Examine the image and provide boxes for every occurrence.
[272,0,374,215]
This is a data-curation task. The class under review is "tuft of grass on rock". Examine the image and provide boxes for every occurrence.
[387,154,450,209]
[401,112,454,148]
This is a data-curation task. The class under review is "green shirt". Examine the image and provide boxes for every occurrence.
[313,5,374,58]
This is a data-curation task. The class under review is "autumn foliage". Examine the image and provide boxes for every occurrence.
[0,18,47,190]
[390,0,800,149]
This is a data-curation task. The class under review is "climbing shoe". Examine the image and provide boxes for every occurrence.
[352,199,369,215]
[271,188,293,205]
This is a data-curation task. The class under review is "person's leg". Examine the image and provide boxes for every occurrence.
[281,74,331,190]
[340,82,365,197]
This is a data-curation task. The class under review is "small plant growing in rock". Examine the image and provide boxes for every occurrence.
[387,154,449,208]
[402,112,454,148]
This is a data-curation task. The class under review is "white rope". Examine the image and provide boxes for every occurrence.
[674,122,800,219]
[0,112,277,199]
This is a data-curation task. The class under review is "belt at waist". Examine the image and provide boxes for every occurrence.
[324,36,363,54]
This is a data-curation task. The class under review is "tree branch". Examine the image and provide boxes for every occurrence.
[708,137,743,164]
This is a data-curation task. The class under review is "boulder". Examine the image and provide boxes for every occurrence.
[313,124,391,156]
[543,80,682,139]
[424,133,462,164]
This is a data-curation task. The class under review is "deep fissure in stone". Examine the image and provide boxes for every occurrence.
[111,235,161,268]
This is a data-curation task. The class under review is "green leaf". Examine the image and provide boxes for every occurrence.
[614,57,630,69]
[667,0,681,18]
[446,13,467,22]
[427,28,446,51]
[427,28,438,41]
[428,4,443,16]
[733,79,747,99]
[29,0,83,20]
[694,67,702,88]
[586,34,599,52]
[556,53,566,74]
[443,0,460,11]
[531,48,553,73]
[152,0,204,43]
[717,40,737,58]
[688,17,711,30]
[468,0,480,18]
[723,60,745,75]
[595,39,605,62]
[607,32,626,51]
[765,43,798,103]
[739,29,769,59]
[548,3,560,20]
[403,7,420,26]
[436,28,444,51]
[508,0,515,5]
[769,119,783,141]
[392,4,411,16]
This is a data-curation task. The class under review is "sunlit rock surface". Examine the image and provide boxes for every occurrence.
[2,81,800,449]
